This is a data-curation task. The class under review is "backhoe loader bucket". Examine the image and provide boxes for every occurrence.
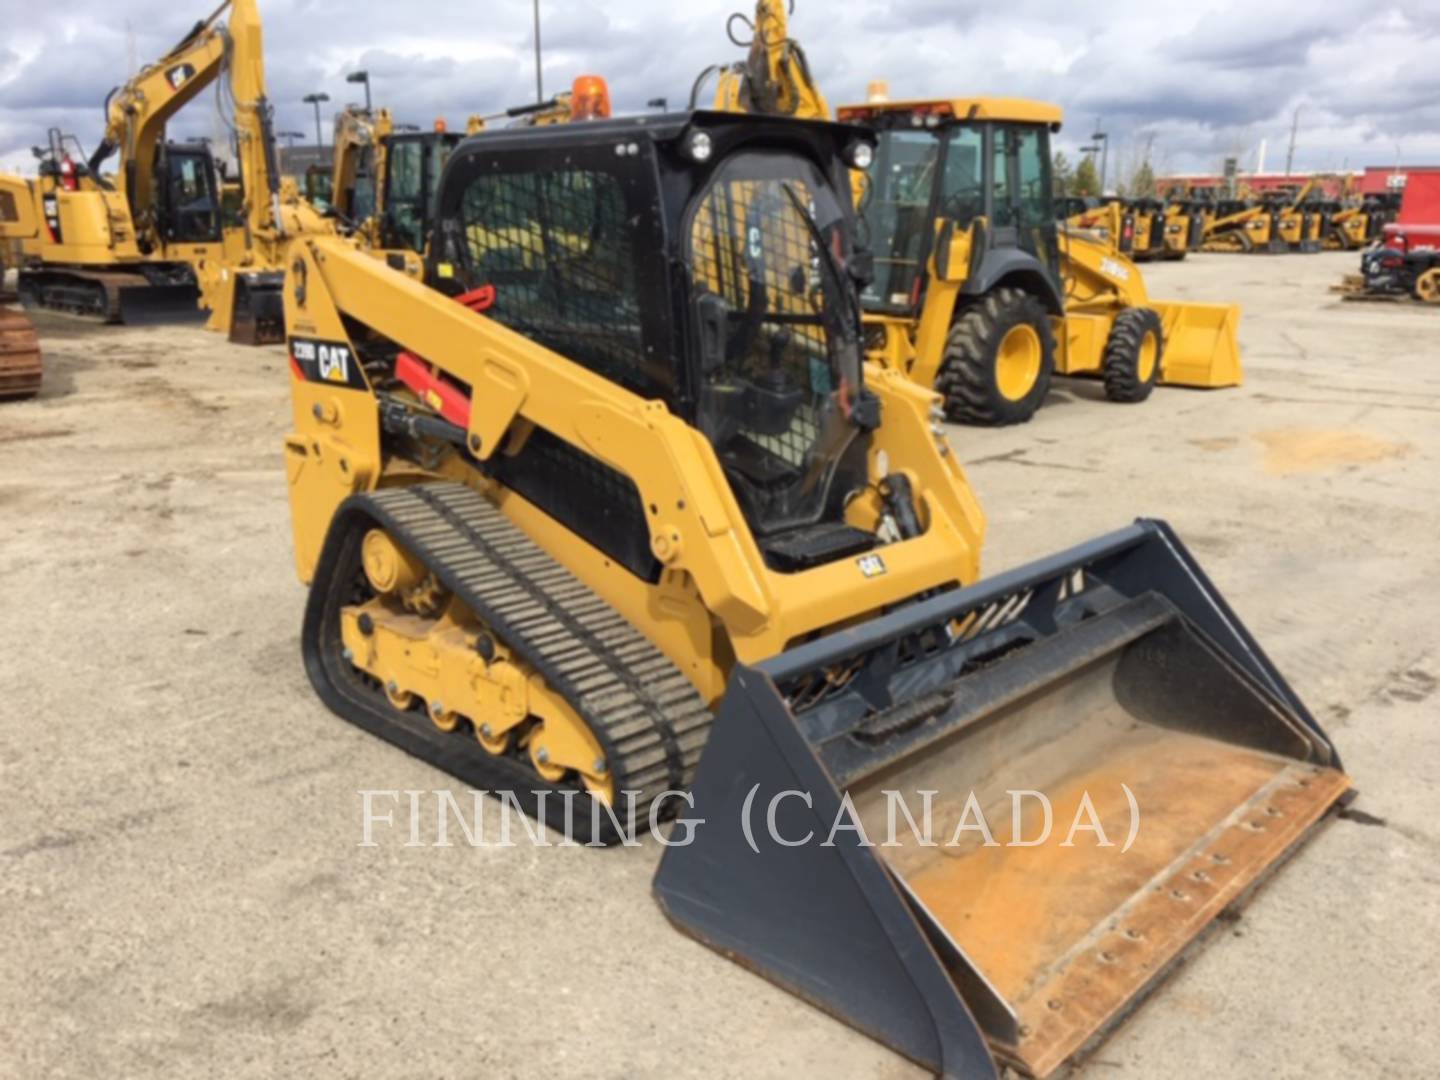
[654,521,1346,1078]
[1152,300,1242,388]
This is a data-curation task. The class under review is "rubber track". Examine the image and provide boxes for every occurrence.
[309,482,713,838]
[20,269,127,321]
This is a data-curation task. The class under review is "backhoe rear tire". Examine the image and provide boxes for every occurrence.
[1102,307,1163,403]
[935,287,1054,426]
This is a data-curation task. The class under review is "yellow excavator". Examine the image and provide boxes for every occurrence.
[697,0,1239,425]
[0,0,329,343]
[279,106,1347,1079]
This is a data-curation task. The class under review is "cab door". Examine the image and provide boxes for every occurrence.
[988,123,1060,288]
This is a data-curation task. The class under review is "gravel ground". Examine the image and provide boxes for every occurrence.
[1,251,1435,1078]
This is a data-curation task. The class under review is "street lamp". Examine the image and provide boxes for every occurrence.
[1090,120,1109,194]
[303,92,330,148]
[646,97,668,112]
[346,70,372,113]
[277,131,305,148]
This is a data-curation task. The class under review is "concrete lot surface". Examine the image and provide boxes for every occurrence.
[1,252,1436,1078]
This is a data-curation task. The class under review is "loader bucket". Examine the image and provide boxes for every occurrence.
[228,271,286,346]
[654,521,1346,1078]
[1151,300,1242,388]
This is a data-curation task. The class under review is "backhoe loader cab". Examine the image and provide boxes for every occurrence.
[839,97,1241,424]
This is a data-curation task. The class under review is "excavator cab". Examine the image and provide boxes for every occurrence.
[155,141,223,245]
[378,130,462,256]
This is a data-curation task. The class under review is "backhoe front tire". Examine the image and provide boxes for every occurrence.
[1102,307,1163,403]
[935,287,1054,426]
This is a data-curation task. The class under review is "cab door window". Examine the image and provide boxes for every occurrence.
[383,139,425,252]
[162,152,220,243]
[939,125,984,226]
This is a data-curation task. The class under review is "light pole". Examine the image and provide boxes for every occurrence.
[532,0,543,102]
[1090,119,1109,195]
[303,92,330,148]
[1080,144,1101,195]
[277,131,305,148]
[647,97,668,112]
[346,70,372,113]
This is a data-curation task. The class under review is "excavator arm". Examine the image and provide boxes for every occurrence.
[699,1,830,119]
[90,3,233,241]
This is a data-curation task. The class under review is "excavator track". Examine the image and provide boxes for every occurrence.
[0,307,42,400]
[304,482,713,844]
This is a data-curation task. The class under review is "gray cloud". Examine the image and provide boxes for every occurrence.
[0,0,1437,180]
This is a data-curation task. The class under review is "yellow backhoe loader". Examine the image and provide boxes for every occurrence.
[279,108,1347,1079]
[697,2,1240,425]
[0,0,329,343]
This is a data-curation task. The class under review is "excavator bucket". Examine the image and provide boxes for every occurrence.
[1152,300,1242,388]
[0,306,42,399]
[654,521,1346,1079]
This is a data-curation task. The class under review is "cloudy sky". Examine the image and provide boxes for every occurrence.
[1,0,1437,183]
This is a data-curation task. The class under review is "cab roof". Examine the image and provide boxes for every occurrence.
[836,97,1064,129]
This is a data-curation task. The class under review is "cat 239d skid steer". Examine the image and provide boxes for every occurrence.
[281,110,1348,1078]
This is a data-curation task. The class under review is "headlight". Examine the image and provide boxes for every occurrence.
[686,131,713,163]
[847,141,874,170]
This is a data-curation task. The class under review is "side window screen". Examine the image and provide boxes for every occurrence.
[1014,127,1050,228]
[458,169,655,397]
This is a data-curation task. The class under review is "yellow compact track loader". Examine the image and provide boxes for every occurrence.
[1126,199,1199,261]
[0,0,329,343]
[281,109,1347,1078]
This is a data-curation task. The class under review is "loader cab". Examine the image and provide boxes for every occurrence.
[154,141,223,245]
[431,111,881,573]
[839,100,1063,317]
[378,130,463,254]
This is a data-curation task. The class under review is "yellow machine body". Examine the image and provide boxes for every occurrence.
[0,0,331,339]
[280,107,1345,1078]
